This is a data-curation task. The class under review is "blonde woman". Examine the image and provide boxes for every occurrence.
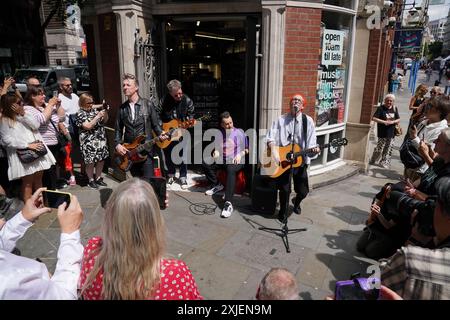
[79,178,202,300]
[75,93,109,189]
[409,84,428,117]
[0,93,55,201]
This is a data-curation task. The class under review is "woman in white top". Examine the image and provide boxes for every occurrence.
[24,86,67,190]
[0,93,55,201]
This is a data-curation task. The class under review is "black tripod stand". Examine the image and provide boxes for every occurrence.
[259,114,307,253]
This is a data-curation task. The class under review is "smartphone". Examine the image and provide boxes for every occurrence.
[42,190,71,209]
[335,278,380,300]
[53,90,59,97]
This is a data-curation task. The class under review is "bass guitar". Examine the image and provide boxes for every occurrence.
[154,113,211,149]
[261,138,348,178]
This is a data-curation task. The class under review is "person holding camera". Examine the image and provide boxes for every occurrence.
[0,187,84,299]
[380,177,450,300]
[24,85,68,190]
[79,178,202,300]
[75,93,109,189]
[0,93,55,201]
[404,96,449,182]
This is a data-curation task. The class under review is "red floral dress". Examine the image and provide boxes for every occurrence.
[79,237,203,300]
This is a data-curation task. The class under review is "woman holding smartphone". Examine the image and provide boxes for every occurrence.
[0,93,55,201]
[75,93,109,189]
[24,86,67,190]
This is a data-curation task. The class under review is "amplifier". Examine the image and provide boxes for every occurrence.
[251,174,277,215]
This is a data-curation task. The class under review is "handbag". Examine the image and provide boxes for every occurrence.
[49,119,69,148]
[400,138,425,169]
[16,141,48,164]
[395,124,403,136]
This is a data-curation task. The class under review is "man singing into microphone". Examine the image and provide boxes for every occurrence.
[266,94,320,222]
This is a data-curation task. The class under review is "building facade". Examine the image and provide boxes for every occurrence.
[81,0,396,176]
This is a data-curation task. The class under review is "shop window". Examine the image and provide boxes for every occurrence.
[327,131,344,162]
[310,135,326,166]
[323,0,354,10]
[315,11,352,129]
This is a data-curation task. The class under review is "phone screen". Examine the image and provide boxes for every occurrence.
[53,90,59,97]
[43,190,71,209]
[335,283,367,300]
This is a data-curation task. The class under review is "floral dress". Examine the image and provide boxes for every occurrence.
[75,109,109,164]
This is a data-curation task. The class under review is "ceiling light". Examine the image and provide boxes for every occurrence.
[196,21,200,27]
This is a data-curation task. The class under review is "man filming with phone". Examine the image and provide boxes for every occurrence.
[0,188,84,299]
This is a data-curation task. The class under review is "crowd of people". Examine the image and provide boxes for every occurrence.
[1,69,450,300]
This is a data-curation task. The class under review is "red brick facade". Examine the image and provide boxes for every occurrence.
[282,7,322,117]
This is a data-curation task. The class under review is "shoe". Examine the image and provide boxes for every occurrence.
[205,183,224,196]
[221,201,233,218]
[96,177,107,187]
[291,198,301,215]
[88,180,99,189]
[167,176,175,185]
[57,182,68,189]
[68,175,76,186]
[180,177,189,190]
[380,163,390,169]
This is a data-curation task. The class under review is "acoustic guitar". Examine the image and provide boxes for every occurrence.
[154,113,211,149]
[260,138,348,178]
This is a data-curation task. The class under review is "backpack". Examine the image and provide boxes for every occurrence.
[399,138,425,169]
[68,113,79,141]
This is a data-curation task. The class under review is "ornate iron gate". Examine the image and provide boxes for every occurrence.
[134,28,159,104]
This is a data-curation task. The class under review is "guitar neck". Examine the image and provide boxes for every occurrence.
[294,143,330,157]
[132,137,157,154]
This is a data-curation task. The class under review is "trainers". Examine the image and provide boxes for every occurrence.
[167,176,175,185]
[68,175,76,186]
[88,180,99,189]
[380,163,390,169]
[180,177,189,190]
[205,183,224,196]
[96,177,107,187]
[221,201,233,218]
[57,181,68,189]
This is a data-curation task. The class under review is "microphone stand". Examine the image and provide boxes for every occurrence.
[259,109,307,253]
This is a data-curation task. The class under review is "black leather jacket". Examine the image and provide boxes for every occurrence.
[114,97,163,147]
[157,93,195,123]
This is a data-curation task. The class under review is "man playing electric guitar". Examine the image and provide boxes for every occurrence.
[265,94,320,222]
[114,73,167,180]
[157,79,195,189]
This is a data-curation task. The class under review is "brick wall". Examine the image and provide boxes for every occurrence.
[360,29,382,124]
[98,13,122,126]
[282,7,322,117]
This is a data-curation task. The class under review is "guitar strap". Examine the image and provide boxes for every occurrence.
[301,113,307,165]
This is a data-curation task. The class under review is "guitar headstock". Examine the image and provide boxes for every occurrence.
[199,112,211,122]
[329,137,348,147]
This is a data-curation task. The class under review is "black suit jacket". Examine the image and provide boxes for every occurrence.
[114,97,163,147]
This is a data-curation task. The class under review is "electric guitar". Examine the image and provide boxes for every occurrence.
[261,138,348,178]
[154,113,211,149]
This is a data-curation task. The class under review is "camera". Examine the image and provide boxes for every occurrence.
[95,100,110,112]
[383,1,394,8]
[388,190,436,237]
[335,277,380,300]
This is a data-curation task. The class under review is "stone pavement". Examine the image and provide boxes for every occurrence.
[12,72,431,300]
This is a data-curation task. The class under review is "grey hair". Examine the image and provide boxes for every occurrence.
[385,93,395,101]
[258,268,298,300]
[436,177,450,217]
[122,73,139,87]
[167,79,182,92]
[58,77,71,85]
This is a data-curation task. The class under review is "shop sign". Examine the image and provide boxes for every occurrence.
[321,29,345,66]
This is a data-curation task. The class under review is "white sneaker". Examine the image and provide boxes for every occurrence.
[180,177,189,190]
[221,201,233,218]
[167,176,175,185]
[205,183,224,196]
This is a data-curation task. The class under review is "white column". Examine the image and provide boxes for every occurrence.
[114,10,137,79]
[259,2,286,130]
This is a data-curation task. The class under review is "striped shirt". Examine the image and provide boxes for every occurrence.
[380,245,450,299]
[24,105,59,146]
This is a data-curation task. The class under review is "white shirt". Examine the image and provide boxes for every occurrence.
[0,212,83,299]
[58,93,80,128]
[412,119,448,174]
[129,102,136,121]
[266,112,318,165]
